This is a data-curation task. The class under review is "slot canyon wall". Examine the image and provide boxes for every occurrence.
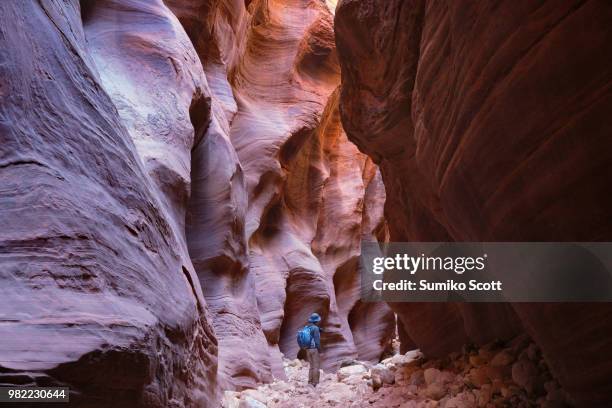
[2,0,611,406]
[165,0,395,387]
[335,0,612,406]
[0,0,393,407]
[0,1,217,406]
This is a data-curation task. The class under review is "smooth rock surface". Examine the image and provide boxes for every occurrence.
[170,0,395,377]
[174,0,395,374]
[0,1,217,406]
[336,0,612,405]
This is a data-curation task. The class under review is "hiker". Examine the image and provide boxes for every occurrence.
[296,313,322,386]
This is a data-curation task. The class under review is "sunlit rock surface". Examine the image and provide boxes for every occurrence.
[168,0,394,386]
[190,0,394,372]
[336,0,612,405]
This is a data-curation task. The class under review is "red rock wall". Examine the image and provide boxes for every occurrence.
[335,0,612,405]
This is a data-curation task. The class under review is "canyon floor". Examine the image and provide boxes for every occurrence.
[222,335,570,408]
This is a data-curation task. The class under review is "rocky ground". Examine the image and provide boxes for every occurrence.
[222,335,571,408]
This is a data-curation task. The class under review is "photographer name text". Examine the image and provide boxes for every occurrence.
[371,253,503,292]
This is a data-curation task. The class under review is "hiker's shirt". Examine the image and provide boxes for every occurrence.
[308,324,321,350]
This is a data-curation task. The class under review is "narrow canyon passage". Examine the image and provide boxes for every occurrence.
[0,1,610,408]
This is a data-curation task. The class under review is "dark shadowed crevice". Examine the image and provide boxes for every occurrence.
[346,299,360,334]
[185,92,211,234]
[188,93,211,149]
[184,90,211,254]
[396,317,417,354]
[79,0,95,24]
[183,91,212,295]
[332,257,358,315]
[279,127,313,168]
[257,199,283,240]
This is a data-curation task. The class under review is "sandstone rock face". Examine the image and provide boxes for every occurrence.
[0,1,216,406]
[335,0,612,405]
[82,0,272,394]
[167,0,395,376]
[161,0,273,391]
[1,0,395,404]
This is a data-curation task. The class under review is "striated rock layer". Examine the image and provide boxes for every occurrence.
[0,1,216,406]
[168,0,395,379]
[163,0,273,391]
[202,0,393,374]
[335,0,612,406]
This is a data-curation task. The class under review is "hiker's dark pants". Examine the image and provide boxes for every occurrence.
[306,348,320,385]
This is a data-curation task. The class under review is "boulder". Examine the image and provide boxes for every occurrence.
[466,367,490,387]
[476,384,492,407]
[444,391,477,408]
[422,382,446,401]
[384,350,423,366]
[241,389,268,405]
[395,365,423,387]
[490,350,515,367]
[371,364,395,384]
[371,373,383,391]
[238,397,267,408]
[222,391,241,408]
[340,359,361,368]
[321,382,354,404]
[512,358,543,395]
[424,368,454,385]
[337,364,368,381]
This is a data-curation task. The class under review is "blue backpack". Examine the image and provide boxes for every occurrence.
[297,325,313,349]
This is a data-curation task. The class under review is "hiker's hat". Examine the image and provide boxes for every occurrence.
[308,313,321,323]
